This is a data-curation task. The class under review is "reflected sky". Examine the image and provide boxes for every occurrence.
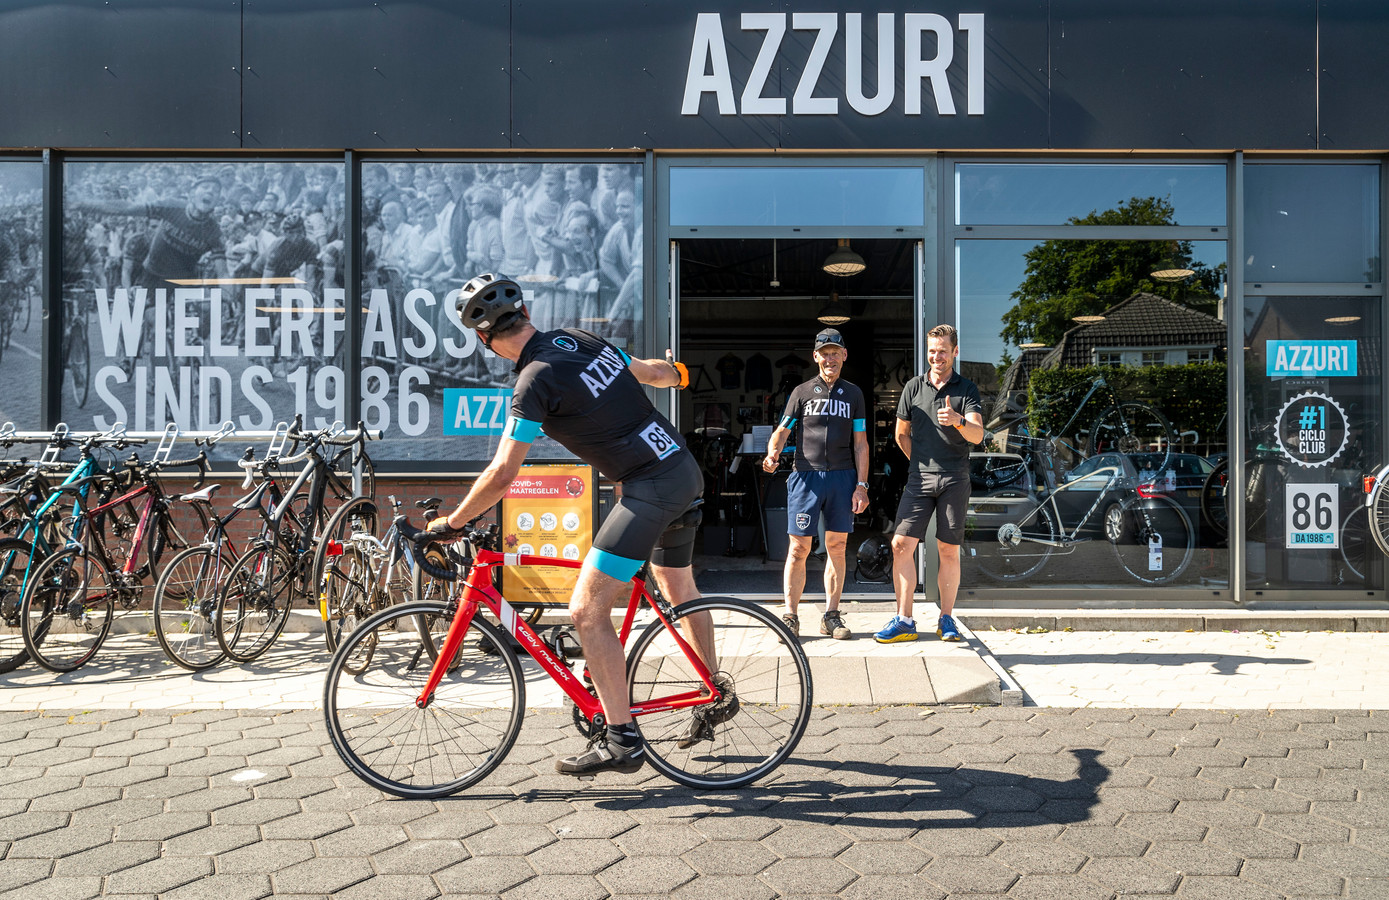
[956,164,1227,226]
[957,240,1227,370]
[670,167,924,227]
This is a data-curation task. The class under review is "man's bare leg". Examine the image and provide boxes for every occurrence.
[567,564,635,725]
[782,534,813,619]
[890,534,920,620]
[650,563,714,672]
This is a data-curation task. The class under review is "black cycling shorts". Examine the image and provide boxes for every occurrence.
[587,452,703,581]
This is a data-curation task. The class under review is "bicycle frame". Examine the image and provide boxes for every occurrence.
[417,549,720,723]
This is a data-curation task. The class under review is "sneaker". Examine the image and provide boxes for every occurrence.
[937,614,962,642]
[820,610,851,640]
[555,739,646,777]
[874,615,918,644]
[781,612,800,642]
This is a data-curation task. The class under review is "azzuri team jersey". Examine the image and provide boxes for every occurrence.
[503,328,687,482]
[778,375,866,471]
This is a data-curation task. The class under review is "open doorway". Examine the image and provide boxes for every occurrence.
[674,237,917,594]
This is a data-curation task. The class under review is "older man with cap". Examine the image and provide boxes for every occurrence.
[762,328,870,641]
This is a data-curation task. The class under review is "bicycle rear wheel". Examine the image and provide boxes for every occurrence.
[321,544,390,672]
[1199,458,1230,541]
[312,497,380,649]
[1105,494,1194,585]
[216,543,296,663]
[1339,502,1371,583]
[963,490,1056,583]
[626,596,812,789]
[1368,465,1389,558]
[324,601,525,799]
[0,537,38,673]
[21,548,114,673]
[153,545,228,671]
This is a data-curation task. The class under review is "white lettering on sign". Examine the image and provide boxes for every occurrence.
[682,12,984,117]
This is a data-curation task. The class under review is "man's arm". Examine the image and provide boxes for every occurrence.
[957,412,985,445]
[851,430,870,514]
[761,424,793,472]
[626,349,687,390]
[895,417,912,459]
[430,437,531,531]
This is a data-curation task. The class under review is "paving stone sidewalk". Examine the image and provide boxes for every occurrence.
[0,706,1385,899]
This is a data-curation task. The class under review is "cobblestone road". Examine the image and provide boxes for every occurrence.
[0,706,1385,899]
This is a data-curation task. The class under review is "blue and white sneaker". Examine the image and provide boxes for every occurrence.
[874,615,918,644]
[937,614,962,642]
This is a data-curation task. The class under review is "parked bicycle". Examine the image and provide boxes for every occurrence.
[964,455,1195,586]
[323,519,812,798]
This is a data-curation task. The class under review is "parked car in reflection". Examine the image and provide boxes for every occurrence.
[1058,451,1216,546]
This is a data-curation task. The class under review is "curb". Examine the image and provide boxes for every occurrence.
[958,609,1389,633]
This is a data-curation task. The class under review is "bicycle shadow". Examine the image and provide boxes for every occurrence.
[991,651,1312,677]
[476,748,1110,829]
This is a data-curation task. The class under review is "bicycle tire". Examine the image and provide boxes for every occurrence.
[1368,465,1389,559]
[1243,459,1279,540]
[321,544,383,670]
[0,537,39,673]
[215,543,296,663]
[311,497,380,646]
[1339,502,1371,583]
[20,547,114,674]
[324,601,525,799]
[67,326,90,409]
[20,284,32,333]
[153,544,229,671]
[1088,402,1177,474]
[963,489,1057,583]
[1199,458,1230,540]
[148,501,212,578]
[626,596,812,790]
[1105,494,1194,585]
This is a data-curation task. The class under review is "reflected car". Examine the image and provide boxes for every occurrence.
[1057,451,1215,545]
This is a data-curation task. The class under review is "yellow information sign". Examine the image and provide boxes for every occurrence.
[500,464,596,606]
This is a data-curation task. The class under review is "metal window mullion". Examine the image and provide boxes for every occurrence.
[1229,152,1245,602]
[344,150,361,436]
[41,149,63,430]
[950,225,1226,241]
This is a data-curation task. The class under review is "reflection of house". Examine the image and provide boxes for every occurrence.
[990,292,1226,427]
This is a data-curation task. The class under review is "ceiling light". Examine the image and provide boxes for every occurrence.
[822,239,866,276]
[1072,315,1105,324]
[1019,342,1049,350]
[817,292,851,325]
[1325,315,1361,324]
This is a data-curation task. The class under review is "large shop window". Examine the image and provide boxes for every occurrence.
[63,160,347,447]
[957,238,1229,591]
[361,160,644,463]
[0,161,42,431]
[956,164,1226,227]
[670,167,923,227]
[1244,164,1379,284]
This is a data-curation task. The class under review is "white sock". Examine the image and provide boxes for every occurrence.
[901,616,914,625]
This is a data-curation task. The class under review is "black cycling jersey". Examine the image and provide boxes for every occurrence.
[505,328,688,482]
[778,375,867,472]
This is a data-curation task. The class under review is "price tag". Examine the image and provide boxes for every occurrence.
[1148,534,1163,571]
[1286,484,1338,549]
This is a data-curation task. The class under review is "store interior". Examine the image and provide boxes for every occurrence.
[674,238,915,593]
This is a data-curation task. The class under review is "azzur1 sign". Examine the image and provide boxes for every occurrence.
[682,12,985,117]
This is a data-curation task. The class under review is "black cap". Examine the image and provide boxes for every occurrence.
[814,328,846,350]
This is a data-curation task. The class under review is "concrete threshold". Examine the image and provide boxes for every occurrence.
[958,608,1389,633]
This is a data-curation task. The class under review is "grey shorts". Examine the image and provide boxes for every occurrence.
[893,471,971,544]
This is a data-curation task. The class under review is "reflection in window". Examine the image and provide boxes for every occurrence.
[360,160,644,462]
[1244,164,1379,283]
[956,163,1226,226]
[64,161,346,456]
[0,162,42,431]
[670,167,924,227]
[958,236,1229,591]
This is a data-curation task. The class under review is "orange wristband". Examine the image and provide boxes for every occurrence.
[670,360,690,389]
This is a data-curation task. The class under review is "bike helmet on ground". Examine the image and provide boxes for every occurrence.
[855,534,891,583]
[456,273,525,334]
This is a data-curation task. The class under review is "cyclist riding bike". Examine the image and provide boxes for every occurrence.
[428,273,712,778]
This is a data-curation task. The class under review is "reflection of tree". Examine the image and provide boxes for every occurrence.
[1000,197,1223,348]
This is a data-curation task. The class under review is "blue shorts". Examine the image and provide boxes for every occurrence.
[785,469,856,536]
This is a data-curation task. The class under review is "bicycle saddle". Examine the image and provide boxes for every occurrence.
[232,481,269,511]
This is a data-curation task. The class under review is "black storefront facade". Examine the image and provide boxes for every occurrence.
[0,0,1386,606]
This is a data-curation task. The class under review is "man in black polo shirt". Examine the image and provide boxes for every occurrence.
[875,324,984,644]
[762,328,869,641]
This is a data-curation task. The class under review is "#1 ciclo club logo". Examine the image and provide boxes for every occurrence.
[1274,391,1348,468]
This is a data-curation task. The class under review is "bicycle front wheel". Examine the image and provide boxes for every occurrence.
[67,326,90,408]
[153,545,228,671]
[1199,458,1230,541]
[964,490,1057,583]
[324,601,525,799]
[21,548,114,673]
[216,543,296,663]
[627,596,812,790]
[0,537,38,673]
[1089,402,1176,473]
[1368,465,1389,558]
[1105,494,1194,585]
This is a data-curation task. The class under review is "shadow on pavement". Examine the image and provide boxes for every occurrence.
[989,651,1311,677]
[472,748,1109,829]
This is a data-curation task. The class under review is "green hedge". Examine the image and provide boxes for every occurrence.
[1027,363,1227,451]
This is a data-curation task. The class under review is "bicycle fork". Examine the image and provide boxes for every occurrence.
[414,600,480,710]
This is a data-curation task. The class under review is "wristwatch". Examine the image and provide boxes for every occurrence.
[855,481,869,489]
